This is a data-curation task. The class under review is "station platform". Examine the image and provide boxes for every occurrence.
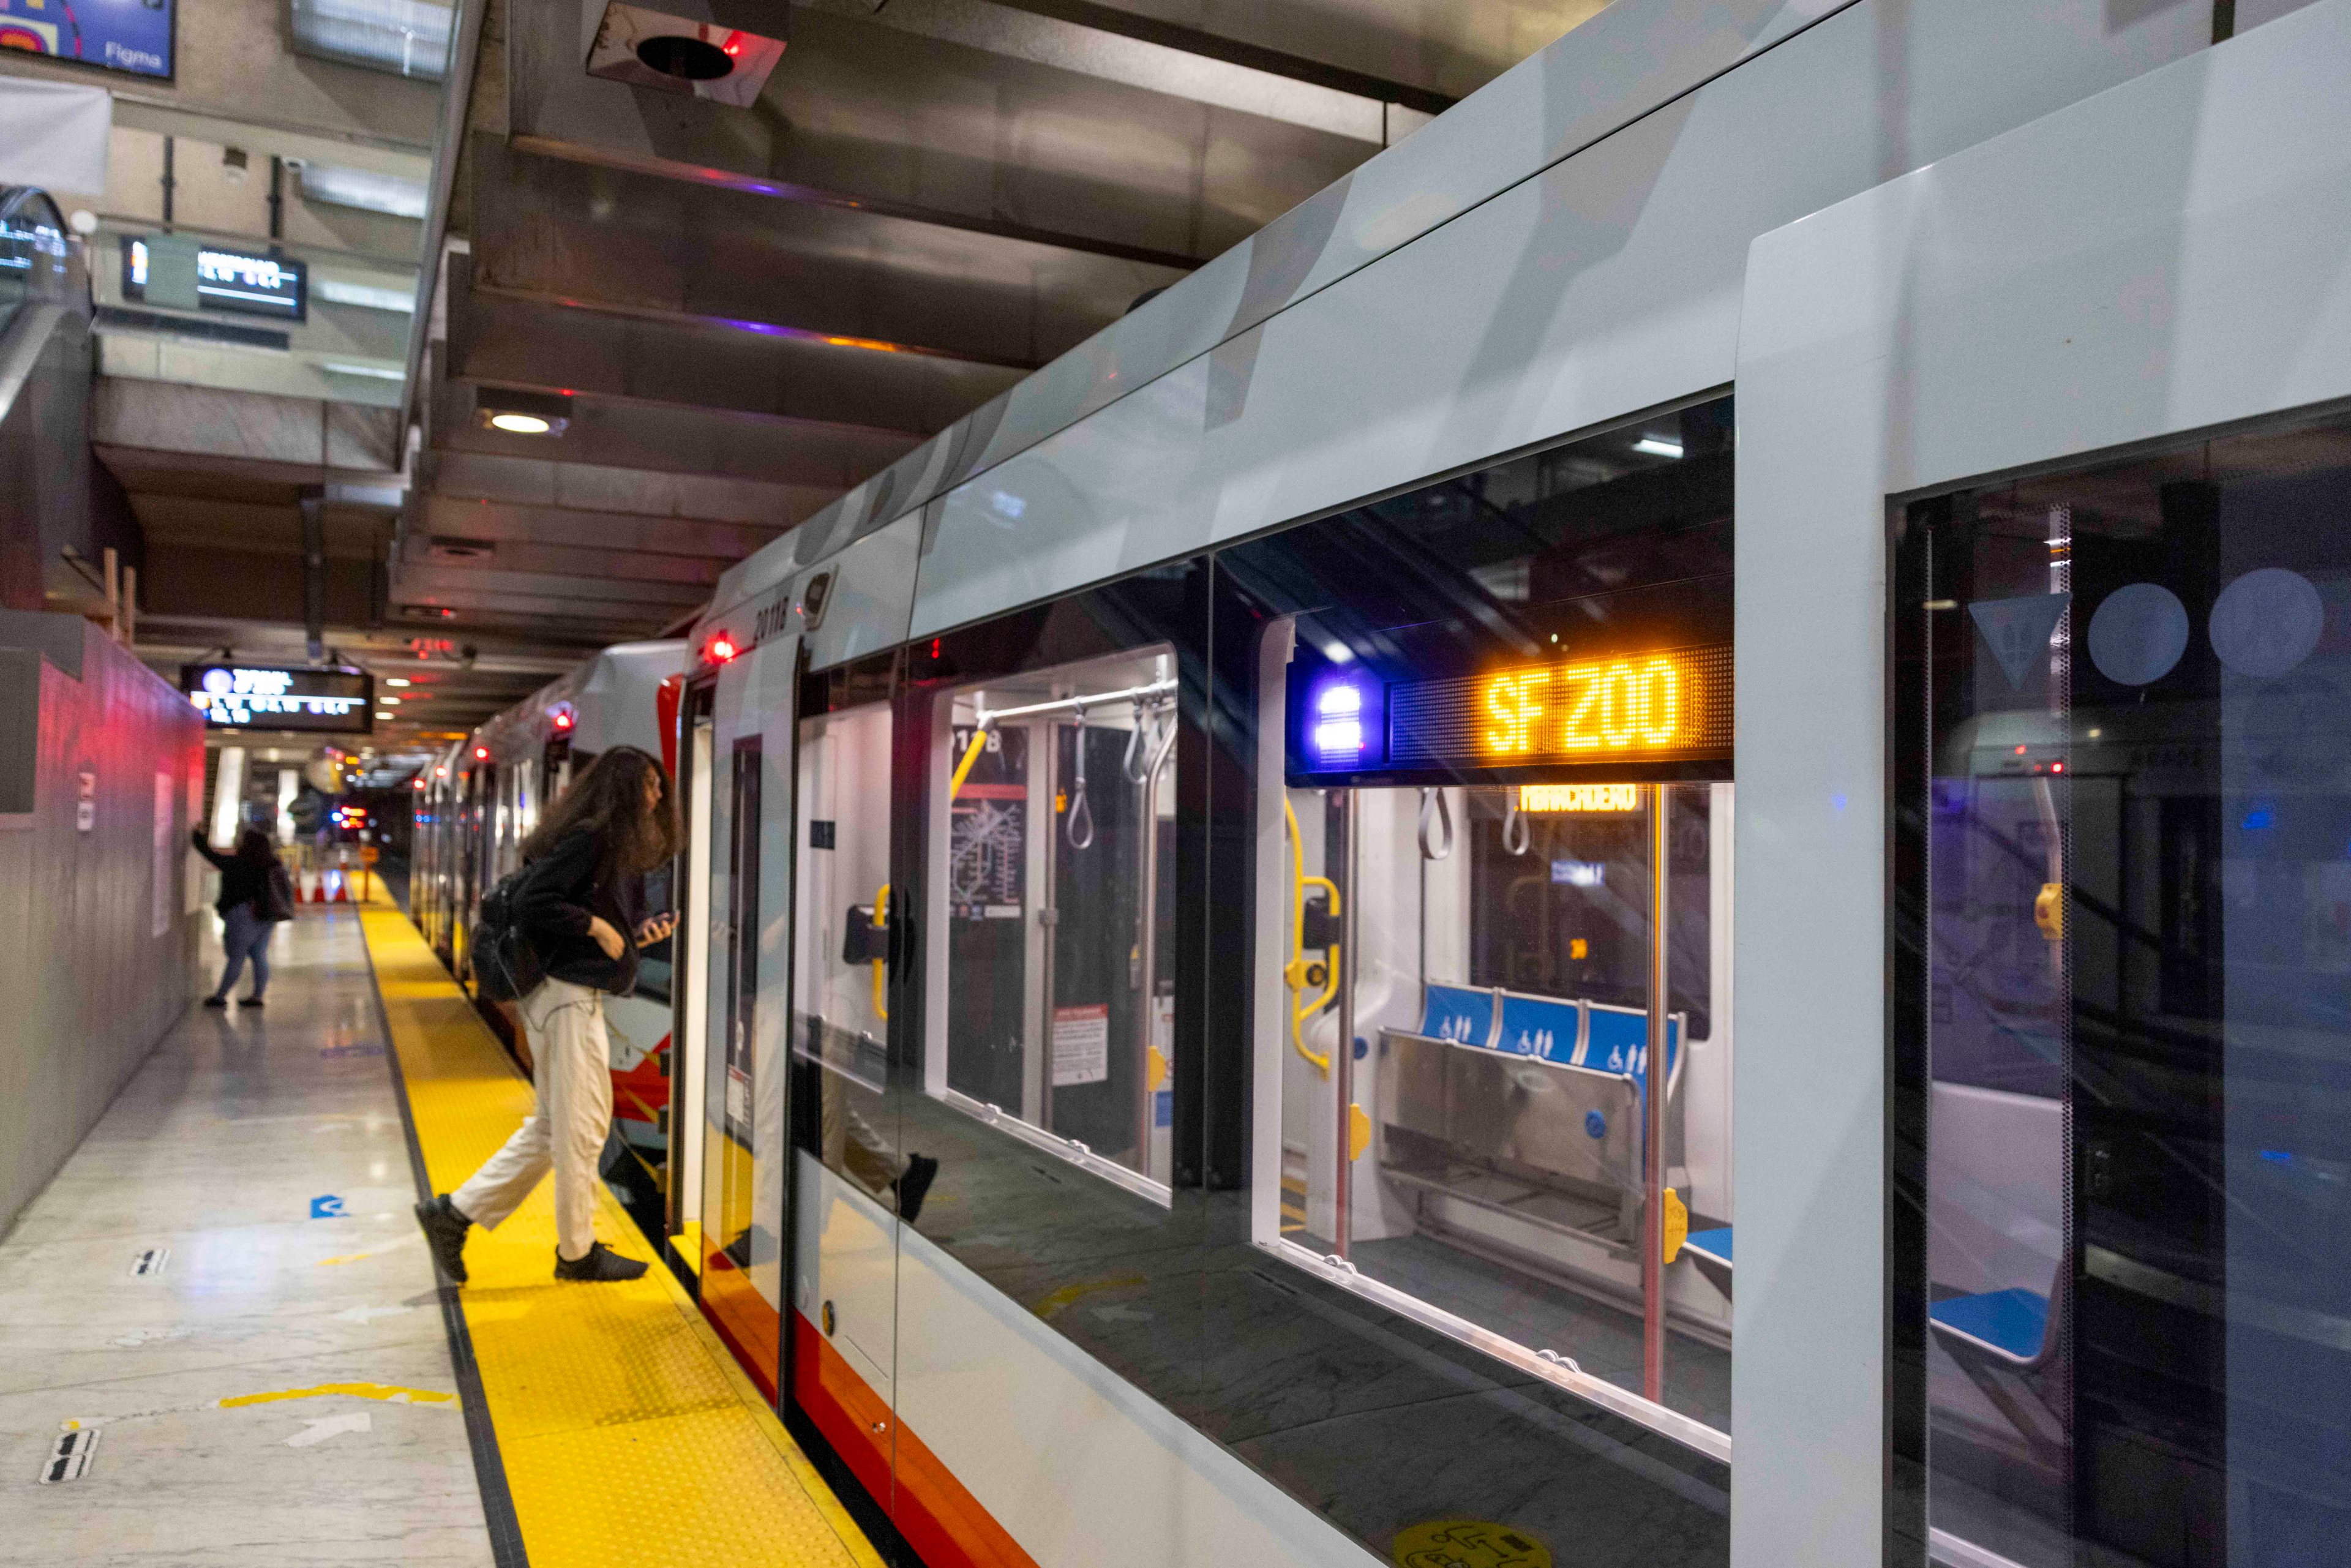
[0,904,883,1568]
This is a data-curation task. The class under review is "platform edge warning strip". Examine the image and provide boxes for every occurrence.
[357,906,887,1568]
[361,921,531,1568]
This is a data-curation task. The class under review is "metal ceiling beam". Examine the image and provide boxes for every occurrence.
[509,0,1371,268]
[421,416,906,505]
[467,137,1186,373]
[445,265,1025,435]
[393,561,711,609]
[413,491,784,560]
[882,0,1460,114]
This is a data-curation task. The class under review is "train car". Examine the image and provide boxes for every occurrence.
[412,641,688,1229]
[642,6,2349,1568]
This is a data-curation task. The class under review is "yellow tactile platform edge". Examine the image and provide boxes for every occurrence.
[360,907,884,1568]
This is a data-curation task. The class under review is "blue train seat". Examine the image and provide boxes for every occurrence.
[1419,984,1498,1049]
[1682,1226,1733,1300]
[1495,992,1584,1063]
[1929,1285,2053,1367]
[1583,1001,1681,1082]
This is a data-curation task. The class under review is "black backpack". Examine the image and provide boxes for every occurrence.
[471,863,546,1003]
[260,863,297,923]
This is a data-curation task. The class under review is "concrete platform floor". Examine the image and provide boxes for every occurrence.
[0,910,494,1566]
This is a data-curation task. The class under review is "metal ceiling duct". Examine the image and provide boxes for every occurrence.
[287,0,454,79]
[298,163,432,220]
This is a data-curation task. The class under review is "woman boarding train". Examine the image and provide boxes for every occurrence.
[414,746,680,1282]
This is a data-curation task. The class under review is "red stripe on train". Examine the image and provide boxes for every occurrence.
[791,1313,1039,1568]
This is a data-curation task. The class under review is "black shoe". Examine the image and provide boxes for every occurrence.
[414,1194,470,1285]
[203,996,228,1009]
[553,1242,647,1282]
[894,1154,940,1226]
[241,996,264,1008]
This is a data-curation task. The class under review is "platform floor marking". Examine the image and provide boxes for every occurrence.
[359,907,883,1568]
[218,1381,457,1409]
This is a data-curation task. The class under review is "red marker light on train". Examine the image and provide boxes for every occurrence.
[474,746,490,761]
[709,636,739,664]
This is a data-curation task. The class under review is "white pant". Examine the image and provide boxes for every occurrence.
[452,978,611,1261]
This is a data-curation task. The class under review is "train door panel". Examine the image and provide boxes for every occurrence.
[697,635,801,1394]
[790,688,901,1462]
[668,685,716,1265]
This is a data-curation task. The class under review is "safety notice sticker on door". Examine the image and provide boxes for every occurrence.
[1051,1004,1108,1087]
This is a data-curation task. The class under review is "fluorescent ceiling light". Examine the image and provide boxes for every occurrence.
[1633,437,1684,459]
[381,696,402,705]
[315,277,417,313]
[288,0,452,79]
[489,412,551,435]
[298,163,430,220]
[384,677,411,687]
[321,361,407,380]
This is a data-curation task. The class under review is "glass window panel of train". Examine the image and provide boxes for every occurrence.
[1899,413,2351,1566]
[1223,397,1736,1441]
[790,670,904,1217]
[923,642,1181,1198]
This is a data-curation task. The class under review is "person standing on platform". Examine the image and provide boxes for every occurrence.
[413,746,680,1283]
[192,827,290,1008]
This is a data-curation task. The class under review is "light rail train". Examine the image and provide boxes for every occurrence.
[420,4,2351,1566]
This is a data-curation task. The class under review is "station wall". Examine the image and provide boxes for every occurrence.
[0,612,205,1237]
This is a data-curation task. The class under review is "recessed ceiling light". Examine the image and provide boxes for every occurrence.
[384,677,411,687]
[381,696,401,705]
[488,412,551,435]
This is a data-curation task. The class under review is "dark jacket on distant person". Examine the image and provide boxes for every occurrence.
[191,830,271,918]
[516,828,643,995]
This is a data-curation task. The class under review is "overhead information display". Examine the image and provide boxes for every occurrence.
[1293,642,1732,780]
[182,664,373,734]
[122,236,307,321]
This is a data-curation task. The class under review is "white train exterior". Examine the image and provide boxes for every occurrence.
[531,6,2351,1567]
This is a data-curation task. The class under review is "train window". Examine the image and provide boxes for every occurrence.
[791,700,901,1197]
[923,647,1180,1198]
[1899,411,2351,1565]
[1226,397,1737,1444]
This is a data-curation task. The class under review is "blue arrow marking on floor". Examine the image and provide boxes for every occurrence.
[310,1195,345,1218]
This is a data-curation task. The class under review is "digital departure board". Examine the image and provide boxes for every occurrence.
[124,237,307,322]
[1291,642,1731,781]
[182,664,372,734]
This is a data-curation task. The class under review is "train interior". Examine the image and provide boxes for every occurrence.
[1272,774,1734,1428]
[926,649,1182,1194]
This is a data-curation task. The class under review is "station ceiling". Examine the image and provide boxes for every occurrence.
[128,0,1608,756]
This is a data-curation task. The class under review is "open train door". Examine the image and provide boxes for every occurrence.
[1734,9,2351,1565]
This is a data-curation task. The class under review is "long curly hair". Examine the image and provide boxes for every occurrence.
[519,745,680,883]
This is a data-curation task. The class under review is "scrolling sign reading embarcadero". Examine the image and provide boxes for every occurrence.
[1387,643,1732,767]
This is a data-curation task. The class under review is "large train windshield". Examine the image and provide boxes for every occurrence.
[1228,397,1737,1441]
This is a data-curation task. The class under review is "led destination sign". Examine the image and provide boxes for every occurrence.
[182,664,373,735]
[1295,642,1731,779]
[124,237,308,321]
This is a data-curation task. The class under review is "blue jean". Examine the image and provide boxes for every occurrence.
[213,904,273,1000]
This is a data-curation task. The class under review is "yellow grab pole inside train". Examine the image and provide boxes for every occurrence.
[1282,797,1338,1078]
[948,724,990,801]
[871,882,890,1022]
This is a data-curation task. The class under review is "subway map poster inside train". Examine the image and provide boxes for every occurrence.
[0,0,173,80]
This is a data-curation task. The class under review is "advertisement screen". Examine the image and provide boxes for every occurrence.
[0,0,173,80]
[182,664,373,735]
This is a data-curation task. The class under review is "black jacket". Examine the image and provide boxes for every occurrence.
[192,830,272,917]
[516,829,645,994]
